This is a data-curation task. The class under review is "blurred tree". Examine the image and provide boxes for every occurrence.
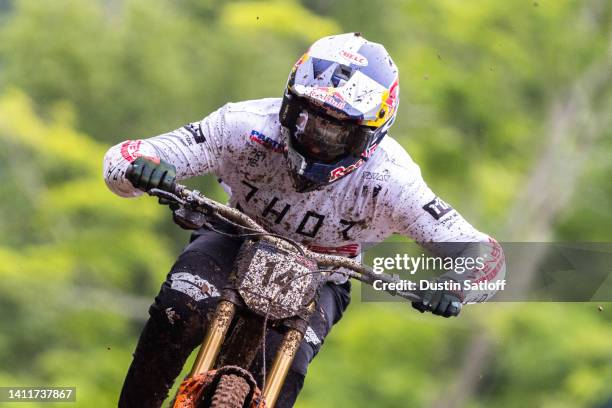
[0,89,174,406]
[0,0,338,144]
[0,1,611,407]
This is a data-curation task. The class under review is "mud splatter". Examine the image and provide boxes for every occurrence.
[165,307,180,325]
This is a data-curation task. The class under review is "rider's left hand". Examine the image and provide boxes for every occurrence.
[412,278,463,318]
[126,156,176,193]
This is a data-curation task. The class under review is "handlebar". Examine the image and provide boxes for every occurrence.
[149,184,421,303]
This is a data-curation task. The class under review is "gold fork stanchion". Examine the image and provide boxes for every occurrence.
[261,328,304,408]
[189,300,236,376]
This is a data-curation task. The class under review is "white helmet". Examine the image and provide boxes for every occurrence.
[280,33,399,192]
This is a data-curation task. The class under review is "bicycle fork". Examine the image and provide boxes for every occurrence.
[186,300,305,408]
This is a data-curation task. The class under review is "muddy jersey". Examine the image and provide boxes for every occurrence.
[103,98,505,302]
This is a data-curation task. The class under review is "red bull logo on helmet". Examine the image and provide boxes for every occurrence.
[305,86,347,110]
[386,79,399,110]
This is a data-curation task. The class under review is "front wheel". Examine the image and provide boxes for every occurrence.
[209,374,251,408]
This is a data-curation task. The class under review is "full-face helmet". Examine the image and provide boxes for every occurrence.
[280,33,399,192]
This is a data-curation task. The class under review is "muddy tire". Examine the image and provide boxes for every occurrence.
[209,374,250,408]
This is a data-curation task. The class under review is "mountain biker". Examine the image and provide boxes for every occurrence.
[103,33,506,408]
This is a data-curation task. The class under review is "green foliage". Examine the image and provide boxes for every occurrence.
[0,90,174,406]
[1,1,612,407]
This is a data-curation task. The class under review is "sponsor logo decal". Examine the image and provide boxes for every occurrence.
[330,160,364,181]
[120,140,141,162]
[120,140,159,163]
[183,123,206,144]
[386,79,399,110]
[304,326,321,346]
[423,197,454,220]
[308,243,360,257]
[339,49,368,66]
[169,272,220,301]
[463,238,505,298]
[249,130,285,153]
[329,144,379,182]
[305,87,346,110]
[362,169,390,182]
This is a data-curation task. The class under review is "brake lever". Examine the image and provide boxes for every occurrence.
[149,187,186,206]
[149,187,213,230]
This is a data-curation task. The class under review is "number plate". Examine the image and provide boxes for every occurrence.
[234,240,321,320]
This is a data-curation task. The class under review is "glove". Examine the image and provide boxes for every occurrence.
[412,278,463,318]
[125,156,176,193]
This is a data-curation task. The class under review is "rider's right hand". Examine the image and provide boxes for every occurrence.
[126,156,176,192]
[412,278,463,318]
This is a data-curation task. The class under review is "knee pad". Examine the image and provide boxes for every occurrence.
[148,293,205,341]
[148,281,213,345]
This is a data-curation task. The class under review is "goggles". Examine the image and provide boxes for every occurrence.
[291,106,372,163]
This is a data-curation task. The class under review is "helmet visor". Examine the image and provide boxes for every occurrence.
[292,108,369,163]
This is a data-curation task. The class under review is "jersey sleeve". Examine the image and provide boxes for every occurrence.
[102,104,228,197]
[387,162,506,303]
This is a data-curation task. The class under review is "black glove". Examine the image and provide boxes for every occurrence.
[412,278,463,318]
[125,156,176,193]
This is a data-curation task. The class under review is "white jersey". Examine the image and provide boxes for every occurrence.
[103,98,505,303]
